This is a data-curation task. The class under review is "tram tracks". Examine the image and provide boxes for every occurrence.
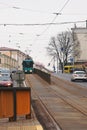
[25,74,87,130]
[26,75,61,130]
[51,75,87,115]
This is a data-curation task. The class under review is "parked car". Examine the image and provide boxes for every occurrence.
[0,68,11,77]
[0,76,13,87]
[71,70,87,81]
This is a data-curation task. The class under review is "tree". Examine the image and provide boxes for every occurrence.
[46,31,81,72]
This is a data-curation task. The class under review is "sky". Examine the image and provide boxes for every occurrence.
[0,0,87,70]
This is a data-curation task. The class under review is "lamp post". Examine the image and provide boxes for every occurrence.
[61,47,64,73]
[53,56,56,72]
[16,44,20,70]
[25,44,32,56]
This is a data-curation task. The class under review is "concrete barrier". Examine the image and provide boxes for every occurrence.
[34,68,51,84]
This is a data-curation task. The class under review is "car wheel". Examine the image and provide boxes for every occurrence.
[11,85,13,87]
[71,79,75,82]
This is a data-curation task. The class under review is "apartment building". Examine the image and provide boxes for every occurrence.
[71,26,87,65]
[0,47,26,70]
[0,53,17,69]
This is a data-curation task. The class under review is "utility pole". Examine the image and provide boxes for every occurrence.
[56,56,59,73]
[53,56,56,72]
[61,47,64,73]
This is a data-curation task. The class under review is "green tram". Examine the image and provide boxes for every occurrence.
[22,59,34,74]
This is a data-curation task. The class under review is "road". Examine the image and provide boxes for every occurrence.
[26,74,87,130]
[53,72,87,87]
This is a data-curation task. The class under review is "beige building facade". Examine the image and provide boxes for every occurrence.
[0,47,27,70]
[72,27,87,64]
[0,53,17,69]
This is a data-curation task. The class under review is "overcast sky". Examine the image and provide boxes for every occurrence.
[0,0,87,69]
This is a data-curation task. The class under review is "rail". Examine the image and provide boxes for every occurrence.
[26,74,87,130]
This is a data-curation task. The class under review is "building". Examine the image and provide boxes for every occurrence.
[0,47,27,70]
[71,23,87,67]
[0,53,17,69]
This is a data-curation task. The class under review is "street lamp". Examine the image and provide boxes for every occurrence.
[16,43,21,70]
[61,47,64,73]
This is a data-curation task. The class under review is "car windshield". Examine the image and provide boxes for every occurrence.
[0,69,10,73]
[22,60,33,67]
[74,71,86,74]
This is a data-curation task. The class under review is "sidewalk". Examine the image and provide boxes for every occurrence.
[0,106,43,130]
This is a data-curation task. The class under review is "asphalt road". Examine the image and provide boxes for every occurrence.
[53,72,87,87]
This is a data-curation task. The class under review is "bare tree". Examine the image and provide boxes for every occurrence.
[46,36,62,70]
[46,31,81,72]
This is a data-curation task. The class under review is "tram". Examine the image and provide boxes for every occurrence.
[22,58,34,74]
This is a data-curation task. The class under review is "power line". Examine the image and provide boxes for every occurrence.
[58,0,71,13]
[0,2,54,14]
[39,0,71,36]
[0,20,85,26]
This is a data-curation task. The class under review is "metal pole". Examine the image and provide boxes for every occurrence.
[72,53,74,71]
[63,52,64,73]
[56,56,58,73]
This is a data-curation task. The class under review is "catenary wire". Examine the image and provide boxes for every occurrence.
[38,0,71,36]
[0,20,85,26]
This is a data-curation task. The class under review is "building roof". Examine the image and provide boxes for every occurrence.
[0,47,18,51]
[0,47,26,56]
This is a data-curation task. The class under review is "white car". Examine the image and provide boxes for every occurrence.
[71,70,87,81]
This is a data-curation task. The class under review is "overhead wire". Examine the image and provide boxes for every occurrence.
[58,0,71,13]
[0,20,85,26]
[0,2,53,14]
[39,0,71,36]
